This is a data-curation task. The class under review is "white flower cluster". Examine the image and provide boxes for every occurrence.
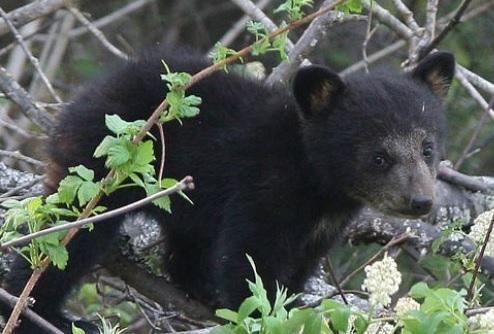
[364,322,394,334]
[394,297,420,317]
[361,253,402,307]
[469,308,494,332]
[468,209,494,257]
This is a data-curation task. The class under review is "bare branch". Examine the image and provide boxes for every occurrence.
[340,40,406,76]
[0,150,45,169]
[455,69,494,120]
[458,65,494,96]
[266,3,366,86]
[0,288,64,334]
[419,0,473,60]
[105,253,214,322]
[0,0,64,37]
[0,65,54,132]
[66,6,128,60]
[69,0,154,38]
[0,7,62,103]
[425,0,439,39]
[455,97,494,169]
[362,0,413,40]
[392,0,420,31]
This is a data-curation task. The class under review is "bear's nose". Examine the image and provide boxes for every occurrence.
[410,195,433,215]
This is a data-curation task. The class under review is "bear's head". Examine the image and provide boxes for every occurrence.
[293,52,455,218]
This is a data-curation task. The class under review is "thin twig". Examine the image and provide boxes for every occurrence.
[66,6,128,60]
[325,257,348,304]
[455,97,494,169]
[157,123,165,188]
[418,0,473,60]
[0,0,64,36]
[340,39,406,76]
[0,149,45,168]
[0,117,46,140]
[455,69,494,120]
[0,176,194,250]
[0,7,62,103]
[468,212,494,301]
[69,0,154,38]
[0,175,44,199]
[339,234,410,287]
[362,1,377,74]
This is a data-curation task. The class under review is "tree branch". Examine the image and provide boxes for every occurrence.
[0,65,54,133]
[0,0,64,37]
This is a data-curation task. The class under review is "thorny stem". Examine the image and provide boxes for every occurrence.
[1,1,346,332]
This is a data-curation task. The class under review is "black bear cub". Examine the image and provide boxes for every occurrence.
[2,48,454,333]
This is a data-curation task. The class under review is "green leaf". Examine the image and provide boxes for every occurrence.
[209,326,235,334]
[135,140,155,166]
[69,165,94,181]
[106,142,131,167]
[26,196,43,215]
[303,311,322,334]
[283,309,313,333]
[1,199,22,209]
[94,136,117,158]
[105,114,129,135]
[144,183,172,212]
[237,295,261,322]
[58,175,83,204]
[72,323,86,334]
[77,181,100,206]
[38,233,69,270]
[409,282,430,299]
[215,309,239,323]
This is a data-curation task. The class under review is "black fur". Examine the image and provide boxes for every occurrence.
[1,49,454,333]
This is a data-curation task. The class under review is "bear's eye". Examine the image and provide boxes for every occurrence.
[423,145,434,158]
[373,154,387,168]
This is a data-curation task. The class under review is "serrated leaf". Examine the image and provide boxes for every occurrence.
[135,140,155,166]
[145,183,172,212]
[77,181,100,206]
[58,175,84,204]
[94,136,117,158]
[105,114,128,135]
[38,234,68,270]
[69,165,94,181]
[106,143,131,167]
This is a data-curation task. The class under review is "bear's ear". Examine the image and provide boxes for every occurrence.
[293,65,345,116]
[412,52,455,98]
